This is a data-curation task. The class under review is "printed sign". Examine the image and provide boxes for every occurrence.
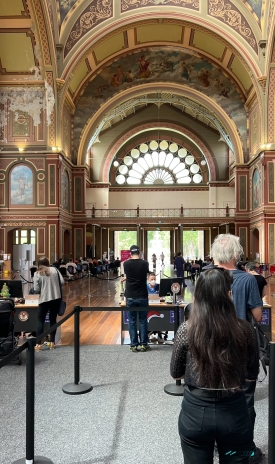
[259,308,270,326]
[121,250,131,262]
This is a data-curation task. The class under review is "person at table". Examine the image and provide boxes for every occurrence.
[33,256,64,351]
[147,274,166,343]
[121,245,150,352]
[170,268,259,464]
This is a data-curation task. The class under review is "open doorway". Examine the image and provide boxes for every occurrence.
[147,230,170,267]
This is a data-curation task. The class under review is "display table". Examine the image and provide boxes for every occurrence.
[14,303,61,343]
[120,295,191,344]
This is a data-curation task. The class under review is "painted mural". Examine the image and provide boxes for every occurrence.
[74,47,247,156]
[10,165,33,205]
[63,170,70,210]
[246,0,262,20]
[252,169,260,209]
[58,0,78,24]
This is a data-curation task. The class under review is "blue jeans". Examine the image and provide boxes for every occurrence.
[126,298,148,347]
[179,389,253,464]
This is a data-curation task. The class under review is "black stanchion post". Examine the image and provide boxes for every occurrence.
[13,337,54,464]
[62,306,93,395]
[268,342,275,463]
[164,304,184,396]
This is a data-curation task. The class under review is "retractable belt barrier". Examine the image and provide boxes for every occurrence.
[0,306,274,463]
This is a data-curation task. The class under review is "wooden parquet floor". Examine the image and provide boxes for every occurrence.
[59,267,275,346]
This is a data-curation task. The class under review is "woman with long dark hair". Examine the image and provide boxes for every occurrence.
[33,257,64,350]
[170,268,259,464]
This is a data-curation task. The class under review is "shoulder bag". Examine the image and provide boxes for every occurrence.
[55,268,66,316]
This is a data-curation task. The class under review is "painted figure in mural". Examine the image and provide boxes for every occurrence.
[125,70,134,82]
[197,68,211,87]
[18,176,27,199]
[181,61,191,82]
[110,74,120,87]
[138,55,150,78]
[116,66,124,85]
[253,170,260,209]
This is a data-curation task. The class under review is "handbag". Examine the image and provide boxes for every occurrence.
[55,268,66,316]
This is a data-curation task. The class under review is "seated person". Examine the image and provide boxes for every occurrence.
[190,260,200,281]
[66,258,77,278]
[59,260,70,277]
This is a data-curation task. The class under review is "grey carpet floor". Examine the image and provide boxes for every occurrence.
[0,345,269,464]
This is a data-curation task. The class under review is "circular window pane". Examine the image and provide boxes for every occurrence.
[131,148,140,159]
[193,173,203,183]
[185,155,194,165]
[149,140,158,150]
[118,165,128,175]
[159,140,168,150]
[116,174,125,184]
[190,164,200,174]
[169,143,178,153]
[177,176,191,184]
[178,148,187,158]
[140,143,148,153]
[124,156,133,166]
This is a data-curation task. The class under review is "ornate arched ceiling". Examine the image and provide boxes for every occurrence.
[1,0,275,174]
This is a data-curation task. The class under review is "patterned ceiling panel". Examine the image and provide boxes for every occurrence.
[64,0,113,58]
[0,0,30,17]
[208,0,258,53]
[121,0,199,13]
[0,31,36,74]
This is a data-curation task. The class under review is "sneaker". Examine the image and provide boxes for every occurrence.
[249,447,263,463]
[158,336,164,343]
[140,345,151,352]
[130,346,139,353]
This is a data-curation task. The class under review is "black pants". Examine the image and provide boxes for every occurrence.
[179,389,253,464]
[36,298,61,343]
[242,380,256,445]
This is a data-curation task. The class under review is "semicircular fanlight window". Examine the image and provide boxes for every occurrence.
[114,139,204,185]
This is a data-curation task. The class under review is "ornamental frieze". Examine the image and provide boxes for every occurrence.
[64,0,113,58]
[121,0,199,12]
[1,222,47,227]
[208,0,257,53]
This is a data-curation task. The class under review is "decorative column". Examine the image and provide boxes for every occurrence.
[178,225,183,255]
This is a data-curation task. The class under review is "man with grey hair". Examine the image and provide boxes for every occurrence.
[211,234,263,464]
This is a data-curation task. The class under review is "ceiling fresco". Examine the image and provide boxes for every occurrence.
[58,0,79,24]
[73,47,247,156]
[246,0,262,19]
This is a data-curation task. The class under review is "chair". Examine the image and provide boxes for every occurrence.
[67,265,76,280]
[184,263,191,279]
[269,265,275,277]
[76,263,83,279]
[82,263,89,276]
[59,266,69,282]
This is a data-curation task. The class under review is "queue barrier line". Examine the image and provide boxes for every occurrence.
[1,305,274,463]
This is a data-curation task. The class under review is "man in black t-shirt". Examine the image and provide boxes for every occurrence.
[121,245,150,352]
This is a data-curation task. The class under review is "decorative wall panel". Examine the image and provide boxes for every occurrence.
[0,183,4,205]
[239,176,247,210]
[49,225,56,264]
[49,165,56,205]
[37,227,45,255]
[269,223,274,263]
[74,177,82,211]
[239,227,247,258]
[0,229,4,253]
[75,228,83,260]
[268,162,275,203]
[38,182,45,206]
